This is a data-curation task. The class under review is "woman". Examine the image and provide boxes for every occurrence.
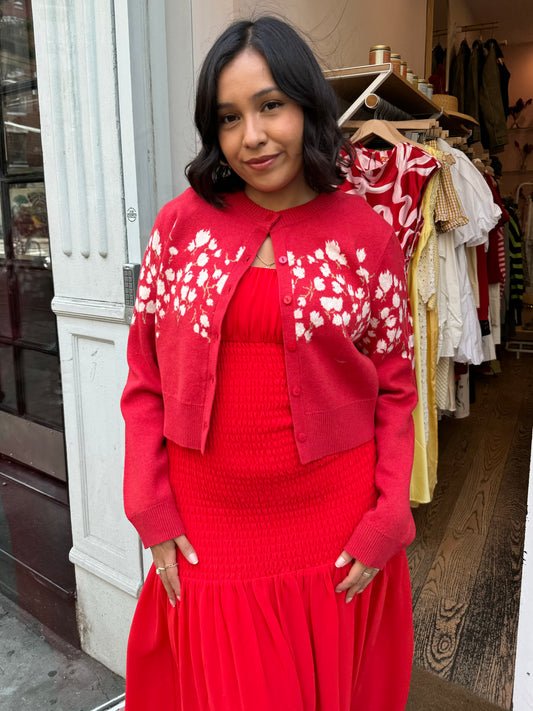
[121,16,417,711]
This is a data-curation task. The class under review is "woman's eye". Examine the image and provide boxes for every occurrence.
[219,114,238,125]
[264,100,283,112]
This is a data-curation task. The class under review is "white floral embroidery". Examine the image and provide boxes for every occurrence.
[325,240,348,265]
[134,227,246,341]
[310,311,324,327]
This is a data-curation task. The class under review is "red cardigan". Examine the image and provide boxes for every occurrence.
[121,189,418,569]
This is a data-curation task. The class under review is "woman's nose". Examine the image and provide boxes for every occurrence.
[243,115,266,148]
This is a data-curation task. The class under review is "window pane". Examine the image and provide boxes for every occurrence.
[21,349,63,428]
[0,2,37,85]
[0,343,16,412]
[0,264,12,337]
[3,86,42,173]
[16,265,56,347]
[10,182,49,262]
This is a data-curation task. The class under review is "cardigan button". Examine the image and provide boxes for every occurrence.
[292,386,301,397]
[287,341,296,352]
[283,295,292,305]
[297,432,307,443]
[278,255,288,265]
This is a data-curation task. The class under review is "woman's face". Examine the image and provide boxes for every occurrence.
[217,48,316,211]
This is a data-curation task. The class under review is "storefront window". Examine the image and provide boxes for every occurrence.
[0,0,63,433]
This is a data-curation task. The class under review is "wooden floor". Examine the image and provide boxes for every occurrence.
[407,351,533,709]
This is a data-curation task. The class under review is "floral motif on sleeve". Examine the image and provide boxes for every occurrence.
[133,228,246,341]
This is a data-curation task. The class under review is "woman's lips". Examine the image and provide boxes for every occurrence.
[245,154,278,170]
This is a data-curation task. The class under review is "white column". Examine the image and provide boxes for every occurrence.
[32,0,178,675]
[513,440,533,710]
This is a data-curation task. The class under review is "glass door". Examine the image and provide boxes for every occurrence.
[0,0,66,479]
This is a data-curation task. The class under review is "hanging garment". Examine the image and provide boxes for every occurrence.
[408,161,441,504]
[340,142,441,264]
[486,39,511,117]
[449,40,471,113]
[438,232,463,359]
[464,40,484,143]
[507,207,525,309]
[479,40,509,153]
[436,139,501,364]
[476,243,497,362]
[432,43,446,76]
[425,140,469,234]
[484,172,509,291]
[435,356,455,412]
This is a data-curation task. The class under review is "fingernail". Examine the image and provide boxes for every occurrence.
[335,586,343,593]
[335,555,347,568]
[188,552,198,565]
[169,599,176,608]
[346,596,353,604]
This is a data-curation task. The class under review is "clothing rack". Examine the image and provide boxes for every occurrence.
[515,182,533,203]
[457,21,499,34]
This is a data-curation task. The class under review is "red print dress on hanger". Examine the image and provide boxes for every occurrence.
[340,142,441,264]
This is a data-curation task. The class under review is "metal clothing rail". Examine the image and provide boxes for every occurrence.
[515,182,533,203]
[457,21,499,33]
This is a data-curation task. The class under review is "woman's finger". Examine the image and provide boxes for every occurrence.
[174,534,199,565]
[151,539,182,606]
[157,565,181,605]
[334,555,380,602]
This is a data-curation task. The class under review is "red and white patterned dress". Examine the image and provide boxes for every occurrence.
[340,142,441,264]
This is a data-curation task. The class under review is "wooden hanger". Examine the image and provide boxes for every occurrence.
[350,119,425,148]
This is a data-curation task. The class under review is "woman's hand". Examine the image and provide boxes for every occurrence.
[150,534,199,606]
[334,551,379,603]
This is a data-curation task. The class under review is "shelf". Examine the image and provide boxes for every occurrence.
[324,64,474,136]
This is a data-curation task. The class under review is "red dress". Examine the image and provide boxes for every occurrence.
[125,267,413,711]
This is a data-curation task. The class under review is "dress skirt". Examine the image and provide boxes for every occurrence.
[125,268,413,711]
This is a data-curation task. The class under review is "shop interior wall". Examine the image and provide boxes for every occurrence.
[499,42,533,199]
[164,0,428,199]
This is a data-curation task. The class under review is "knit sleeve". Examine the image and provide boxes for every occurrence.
[121,207,186,548]
[345,231,418,569]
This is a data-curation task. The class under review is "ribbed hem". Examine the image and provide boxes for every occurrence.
[128,498,187,549]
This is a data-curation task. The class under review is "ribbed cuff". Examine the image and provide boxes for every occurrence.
[128,498,187,549]
[344,515,414,570]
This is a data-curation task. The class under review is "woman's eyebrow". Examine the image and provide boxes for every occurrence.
[217,86,279,110]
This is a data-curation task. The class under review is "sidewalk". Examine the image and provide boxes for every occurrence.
[0,592,125,711]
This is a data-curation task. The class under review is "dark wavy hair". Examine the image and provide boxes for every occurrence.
[185,17,352,208]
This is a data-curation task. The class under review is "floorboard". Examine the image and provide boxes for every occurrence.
[408,352,533,708]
